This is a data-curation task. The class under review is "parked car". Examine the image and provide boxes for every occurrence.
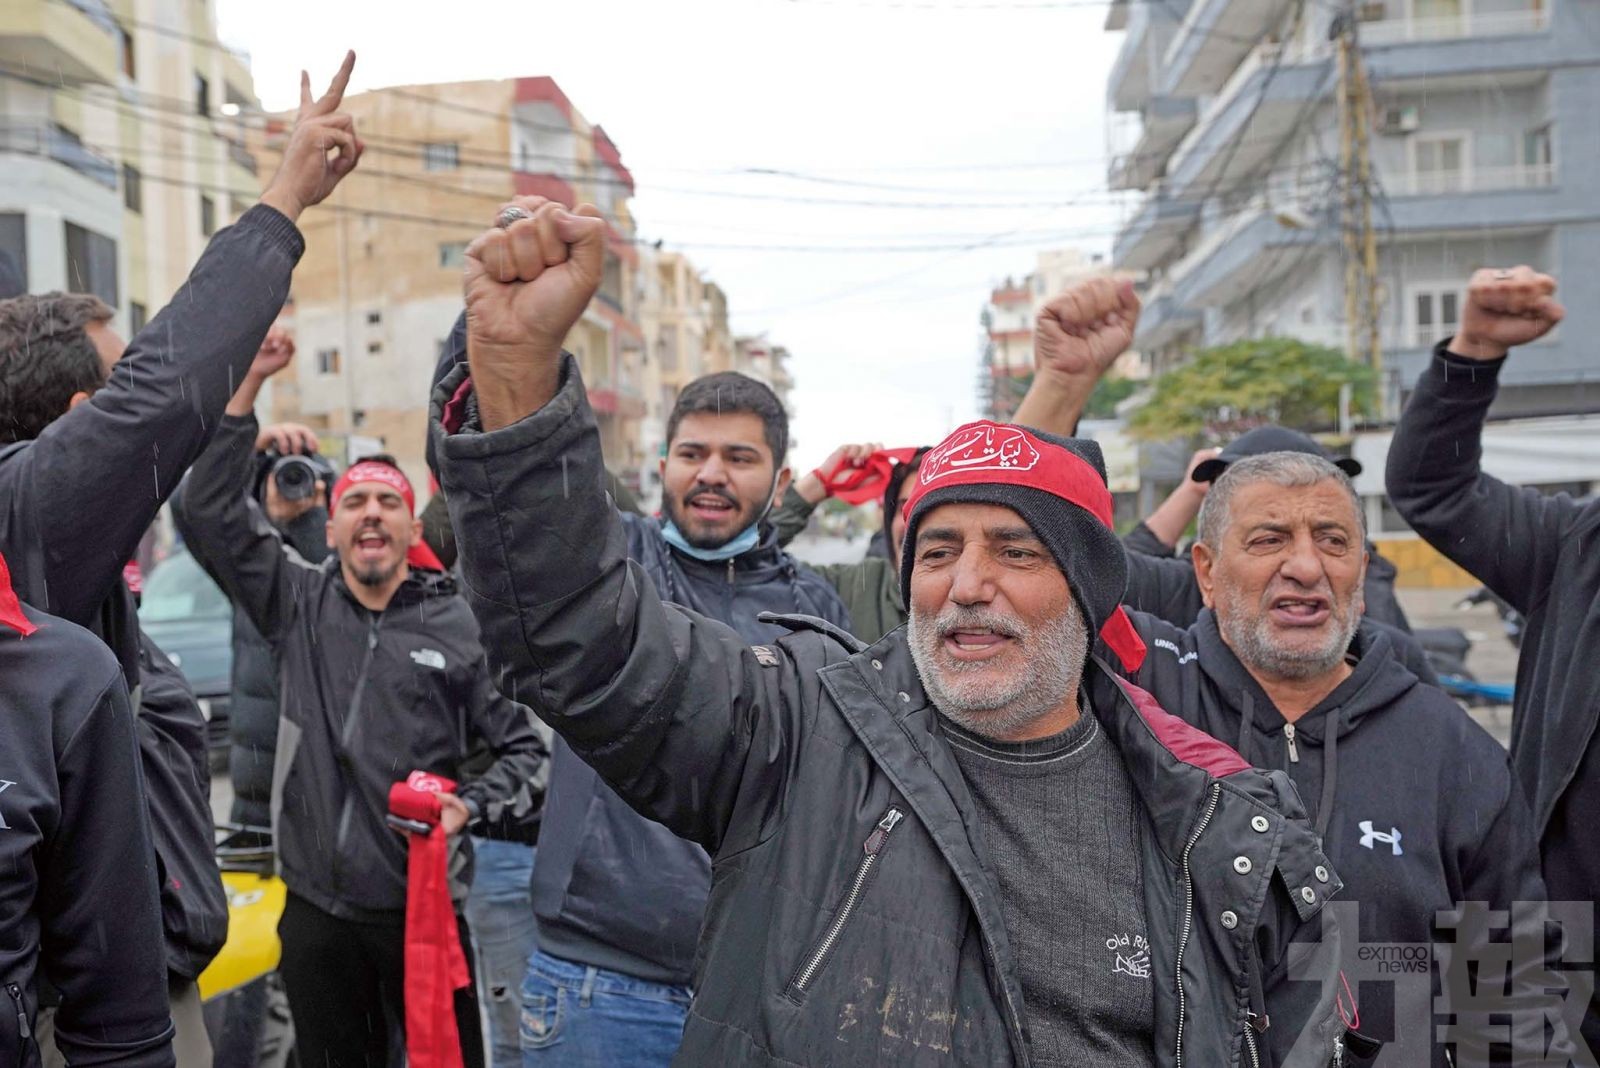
[140,547,234,763]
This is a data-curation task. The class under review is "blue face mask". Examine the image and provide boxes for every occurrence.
[660,520,760,562]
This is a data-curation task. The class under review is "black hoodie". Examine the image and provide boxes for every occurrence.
[1124,609,1568,1064]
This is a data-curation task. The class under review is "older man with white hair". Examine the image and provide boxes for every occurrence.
[1122,450,1582,1066]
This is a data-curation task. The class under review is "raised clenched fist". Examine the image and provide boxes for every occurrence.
[1034,275,1141,383]
[1451,266,1563,361]
[462,196,609,429]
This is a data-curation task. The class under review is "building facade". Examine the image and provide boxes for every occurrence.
[259,76,646,496]
[1106,0,1600,417]
[0,0,260,332]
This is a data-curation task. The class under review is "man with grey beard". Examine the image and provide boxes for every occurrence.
[1122,451,1581,1067]
[428,199,1364,1066]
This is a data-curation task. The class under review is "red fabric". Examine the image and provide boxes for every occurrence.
[333,462,417,515]
[0,551,35,637]
[123,560,144,596]
[902,422,1146,671]
[387,771,469,1068]
[442,377,474,435]
[408,539,447,573]
[811,447,920,505]
[1112,676,1251,778]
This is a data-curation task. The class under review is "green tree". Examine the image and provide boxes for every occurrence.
[1126,337,1376,442]
[1083,376,1142,420]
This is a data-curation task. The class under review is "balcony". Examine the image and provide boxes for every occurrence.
[0,121,116,188]
[1160,0,1294,98]
[1113,187,1200,270]
[0,0,119,85]
[1108,96,1199,191]
[226,138,257,176]
[1385,162,1553,198]
[1164,43,1332,198]
[1360,5,1549,45]
[1135,280,1203,350]
[1168,196,1327,308]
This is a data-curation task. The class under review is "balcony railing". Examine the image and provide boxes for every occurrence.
[1386,162,1554,196]
[0,121,117,189]
[1360,6,1550,44]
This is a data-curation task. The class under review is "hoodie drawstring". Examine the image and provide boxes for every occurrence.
[1315,707,1341,838]
[1236,690,1256,765]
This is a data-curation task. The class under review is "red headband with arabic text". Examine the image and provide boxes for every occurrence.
[903,421,1146,670]
[333,461,416,515]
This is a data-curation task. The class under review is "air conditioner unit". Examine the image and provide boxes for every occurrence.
[1357,1,1388,20]
[1378,106,1421,134]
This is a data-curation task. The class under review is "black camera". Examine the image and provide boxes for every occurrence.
[262,450,337,503]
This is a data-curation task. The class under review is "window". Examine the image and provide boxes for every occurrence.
[438,241,467,269]
[316,347,341,375]
[366,309,382,325]
[422,142,459,171]
[117,24,135,79]
[200,195,215,237]
[1413,133,1469,194]
[130,301,148,333]
[1409,285,1464,348]
[123,164,142,212]
[1524,125,1553,168]
[0,213,27,296]
[366,340,382,355]
[195,73,211,117]
[63,222,118,307]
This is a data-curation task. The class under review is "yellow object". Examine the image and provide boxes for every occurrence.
[1371,536,1479,589]
[197,871,287,1001]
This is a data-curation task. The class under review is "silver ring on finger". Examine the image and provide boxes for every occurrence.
[1494,269,1513,280]
[496,206,532,230]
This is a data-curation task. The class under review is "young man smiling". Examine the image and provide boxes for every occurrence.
[428,196,1356,1067]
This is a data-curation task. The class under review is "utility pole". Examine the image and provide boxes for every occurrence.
[1334,8,1384,408]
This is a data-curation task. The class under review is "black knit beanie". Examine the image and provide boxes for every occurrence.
[898,428,1129,648]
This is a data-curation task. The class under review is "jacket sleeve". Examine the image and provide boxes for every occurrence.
[281,503,333,565]
[45,661,177,1067]
[172,413,319,646]
[1385,344,1585,615]
[434,356,824,854]
[1122,546,1206,626]
[770,484,817,548]
[6,206,303,631]
[1124,520,1179,559]
[457,661,550,831]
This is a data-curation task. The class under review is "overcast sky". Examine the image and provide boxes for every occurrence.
[217,0,1127,469]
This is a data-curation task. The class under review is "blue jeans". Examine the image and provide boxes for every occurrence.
[465,839,538,1068]
[519,950,691,1067]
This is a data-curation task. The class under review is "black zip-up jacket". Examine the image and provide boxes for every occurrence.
[0,601,175,1067]
[173,413,549,922]
[0,206,300,977]
[225,505,331,828]
[1387,342,1600,1050]
[1127,609,1572,1064]
[433,356,1355,1067]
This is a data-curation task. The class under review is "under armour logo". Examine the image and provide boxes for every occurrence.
[0,779,14,831]
[1358,820,1403,855]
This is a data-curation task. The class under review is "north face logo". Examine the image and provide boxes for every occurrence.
[410,648,446,671]
[1358,820,1403,855]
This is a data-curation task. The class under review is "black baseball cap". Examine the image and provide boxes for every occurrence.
[1191,425,1362,483]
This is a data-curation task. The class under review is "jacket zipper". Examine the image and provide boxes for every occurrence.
[726,559,736,585]
[7,983,29,1057]
[1174,782,1221,1068]
[1284,723,1300,763]
[331,613,384,891]
[1244,1024,1261,1067]
[790,807,904,995]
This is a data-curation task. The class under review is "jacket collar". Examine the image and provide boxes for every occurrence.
[644,517,795,582]
[328,558,458,612]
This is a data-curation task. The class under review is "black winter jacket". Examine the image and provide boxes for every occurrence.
[174,413,549,921]
[1387,343,1600,1049]
[1128,610,1569,1064]
[0,206,298,978]
[433,356,1355,1067]
[0,601,175,1067]
[224,505,330,828]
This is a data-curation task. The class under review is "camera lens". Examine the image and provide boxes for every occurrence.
[273,456,318,501]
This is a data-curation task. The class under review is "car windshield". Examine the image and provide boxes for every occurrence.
[139,549,233,623]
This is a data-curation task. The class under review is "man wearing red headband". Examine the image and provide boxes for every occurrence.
[174,353,548,1068]
[428,199,1361,1067]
